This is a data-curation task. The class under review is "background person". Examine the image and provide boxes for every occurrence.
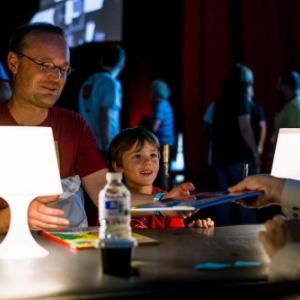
[149,79,175,189]
[0,60,12,103]
[271,70,300,152]
[78,44,126,158]
[211,63,259,225]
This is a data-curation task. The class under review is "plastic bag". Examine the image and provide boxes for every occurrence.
[47,175,88,228]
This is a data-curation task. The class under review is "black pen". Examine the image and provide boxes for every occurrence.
[243,163,249,179]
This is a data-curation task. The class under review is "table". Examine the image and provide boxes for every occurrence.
[0,224,299,299]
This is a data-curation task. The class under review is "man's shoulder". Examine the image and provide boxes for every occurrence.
[50,106,85,122]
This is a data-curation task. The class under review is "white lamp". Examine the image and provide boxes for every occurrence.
[271,128,300,180]
[0,126,62,259]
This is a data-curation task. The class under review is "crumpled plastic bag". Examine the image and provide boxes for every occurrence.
[47,175,88,228]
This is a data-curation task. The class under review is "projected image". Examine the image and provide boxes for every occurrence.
[30,0,123,48]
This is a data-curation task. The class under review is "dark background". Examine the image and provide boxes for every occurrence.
[1,0,300,190]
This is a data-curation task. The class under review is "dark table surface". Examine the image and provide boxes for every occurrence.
[0,224,299,300]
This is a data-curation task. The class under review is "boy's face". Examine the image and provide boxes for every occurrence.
[114,141,160,192]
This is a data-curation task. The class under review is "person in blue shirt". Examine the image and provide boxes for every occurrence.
[0,60,12,103]
[150,79,175,147]
[149,79,175,188]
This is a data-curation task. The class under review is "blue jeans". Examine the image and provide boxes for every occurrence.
[213,161,258,226]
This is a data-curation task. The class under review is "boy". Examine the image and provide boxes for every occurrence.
[107,126,214,229]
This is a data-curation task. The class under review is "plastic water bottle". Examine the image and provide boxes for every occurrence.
[99,172,132,240]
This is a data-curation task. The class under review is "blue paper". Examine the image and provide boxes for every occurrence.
[234,261,261,267]
[194,262,231,270]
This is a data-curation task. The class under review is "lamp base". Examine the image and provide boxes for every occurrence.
[0,236,49,259]
[0,195,49,260]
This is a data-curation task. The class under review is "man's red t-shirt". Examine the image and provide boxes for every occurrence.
[0,103,107,179]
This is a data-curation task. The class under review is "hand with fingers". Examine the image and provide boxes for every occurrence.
[28,196,70,231]
[183,210,215,228]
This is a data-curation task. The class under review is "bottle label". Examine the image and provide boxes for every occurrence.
[104,199,127,216]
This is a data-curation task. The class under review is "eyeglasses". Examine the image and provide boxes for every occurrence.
[15,51,73,77]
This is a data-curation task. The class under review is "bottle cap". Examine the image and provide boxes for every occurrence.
[106,172,122,181]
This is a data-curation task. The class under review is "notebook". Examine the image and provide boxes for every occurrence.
[40,226,159,249]
[271,128,300,180]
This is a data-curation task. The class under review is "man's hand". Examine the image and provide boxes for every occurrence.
[228,174,285,208]
[28,195,69,231]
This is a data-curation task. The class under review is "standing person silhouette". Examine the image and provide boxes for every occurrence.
[78,44,126,158]
[149,79,175,190]
[271,71,300,152]
[211,63,259,226]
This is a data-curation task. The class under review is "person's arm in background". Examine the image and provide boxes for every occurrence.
[257,119,267,156]
[151,99,162,133]
[238,114,260,167]
[152,118,161,133]
[256,103,267,156]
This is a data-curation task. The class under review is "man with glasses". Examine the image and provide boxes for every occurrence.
[0,22,196,234]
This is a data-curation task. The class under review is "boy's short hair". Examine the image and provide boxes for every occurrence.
[107,126,160,170]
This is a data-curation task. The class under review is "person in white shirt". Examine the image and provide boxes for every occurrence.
[78,44,125,157]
